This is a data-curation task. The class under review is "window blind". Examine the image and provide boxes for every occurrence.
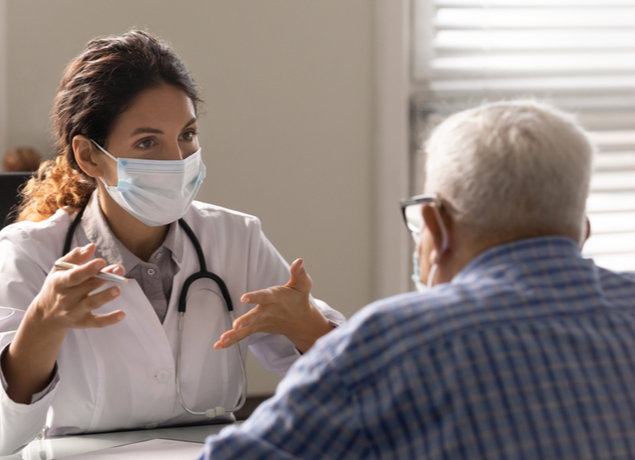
[412,0,635,271]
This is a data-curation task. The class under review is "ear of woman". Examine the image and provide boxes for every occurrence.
[72,135,107,180]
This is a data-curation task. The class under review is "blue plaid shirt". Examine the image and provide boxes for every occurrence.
[199,237,635,459]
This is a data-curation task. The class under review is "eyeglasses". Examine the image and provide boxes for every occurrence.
[400,194,439,237]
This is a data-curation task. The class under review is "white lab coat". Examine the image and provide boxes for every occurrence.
[0,201,345,455]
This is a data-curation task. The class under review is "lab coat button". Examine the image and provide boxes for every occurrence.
[145,422,158,429]
[147,268,156,275]
[156,370,170,384]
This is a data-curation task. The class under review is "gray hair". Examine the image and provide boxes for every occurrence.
[424,100,595,240]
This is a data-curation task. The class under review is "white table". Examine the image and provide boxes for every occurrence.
[1,423,234,460]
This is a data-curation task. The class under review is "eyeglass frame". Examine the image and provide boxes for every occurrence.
[400,194,439,236]
[400,194,450,255]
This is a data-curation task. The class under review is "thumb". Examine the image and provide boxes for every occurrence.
[287,258,312,293]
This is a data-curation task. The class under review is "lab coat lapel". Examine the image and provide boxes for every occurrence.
[116,279,175,365]
[61,278,177,430]
[88,277,175,372]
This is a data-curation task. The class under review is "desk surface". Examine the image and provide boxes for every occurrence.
[1,423,232,460]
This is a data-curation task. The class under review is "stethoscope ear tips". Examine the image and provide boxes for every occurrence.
[205,406,226,418]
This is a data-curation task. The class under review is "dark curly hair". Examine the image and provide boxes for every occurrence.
[18,29,201,222]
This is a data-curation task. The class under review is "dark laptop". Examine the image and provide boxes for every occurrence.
[0,172,33,228]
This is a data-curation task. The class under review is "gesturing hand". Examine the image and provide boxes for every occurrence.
[2,243,127,405]
[31,243,126,330]
[214,259,333,353]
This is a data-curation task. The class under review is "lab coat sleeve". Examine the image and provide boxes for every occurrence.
[0,312,60,456]
[0,237,49,311]
[243,222,346,375]
[0,345,60,404]
[0,238,58,455]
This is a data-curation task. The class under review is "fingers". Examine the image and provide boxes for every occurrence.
[241,287,278,305]
[31,245,126,331]
[59,244,96,265]
[56,258,109,292]
[214,326,253,350]
[54,248,125,289]
[71,287,125,328]
[85,310,126,328]
[83,285,122,312]
[214,308,262,349]
[240,258,312,307]
[101,264,125,276]
[287,259,312,293]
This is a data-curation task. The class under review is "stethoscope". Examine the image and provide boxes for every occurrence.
[63,206,247,419]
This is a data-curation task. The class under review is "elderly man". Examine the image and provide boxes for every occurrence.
[201,101,635,459]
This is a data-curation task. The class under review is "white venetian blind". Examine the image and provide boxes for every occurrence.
[412,0,635,271]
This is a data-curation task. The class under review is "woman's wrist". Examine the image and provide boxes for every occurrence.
[4,305,67,404]
[287,307,334,354]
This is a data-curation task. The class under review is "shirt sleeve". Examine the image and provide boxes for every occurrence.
[198,329,369,460]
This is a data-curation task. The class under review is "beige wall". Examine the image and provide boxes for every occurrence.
[4,0,375,394]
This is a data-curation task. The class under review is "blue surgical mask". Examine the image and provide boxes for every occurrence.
[92,140,206,227]
[412,250,427,293]
[412,250,439,293]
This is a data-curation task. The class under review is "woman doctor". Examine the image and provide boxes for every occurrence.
[0,29,344,455]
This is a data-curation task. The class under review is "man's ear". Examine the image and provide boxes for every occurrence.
[580,216,591,249]
[422,204,450,264]
[72,135,103,178]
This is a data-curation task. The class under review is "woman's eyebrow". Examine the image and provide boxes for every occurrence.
[183,117,197,129]
[130,118,196,137]
[131,127,163,136]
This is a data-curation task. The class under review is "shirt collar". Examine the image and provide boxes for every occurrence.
[452,236,583,285]
[81,190,184,270]
[164,216,184,269]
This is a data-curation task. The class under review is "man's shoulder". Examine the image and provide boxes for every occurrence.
[347,284,501,347]
[319,263,635,384]
[357,278,511,325]
[596,263,635,288]
[313,286,494,382]
[357,261,635,341]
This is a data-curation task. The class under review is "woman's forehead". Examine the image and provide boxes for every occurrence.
[110,84,196,137]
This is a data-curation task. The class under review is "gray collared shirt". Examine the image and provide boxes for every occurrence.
[76,191,182,322]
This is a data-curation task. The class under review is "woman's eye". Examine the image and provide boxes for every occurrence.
[181,131,197,141]
[137,138,155,149]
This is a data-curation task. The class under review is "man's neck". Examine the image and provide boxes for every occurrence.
[438,226,582,284]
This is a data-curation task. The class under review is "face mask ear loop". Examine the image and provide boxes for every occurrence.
[90,140,119,189]
[432,204,448,254]
[90,139,118,162]
[427,263,439,287]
